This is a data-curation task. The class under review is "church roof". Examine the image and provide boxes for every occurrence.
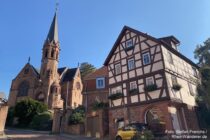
[58,67,67,75]
[62,68,78,82]
[46,12,59,43]
[58,67,79,82]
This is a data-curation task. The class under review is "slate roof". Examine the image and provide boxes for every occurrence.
[58,67,67,75]
[158,36,180,47]
[61,68,78,82]
[46,12,59,43]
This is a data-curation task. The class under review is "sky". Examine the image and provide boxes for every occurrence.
[0,0,210,98]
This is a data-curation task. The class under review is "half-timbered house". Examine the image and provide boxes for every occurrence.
[104,26,200,137]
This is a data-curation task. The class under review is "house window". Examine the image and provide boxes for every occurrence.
[130,81,137,90]
[111,86,122,94]
[143,52,151,65]
[168,51,174,64]
[126,39,133,48]
[171,75,177,85]
[128,58,135,70]
[188,82,194,96]
[96,77,105,89]
[115,64,121,75]
[192,67,197,77]
[146,77,154,86]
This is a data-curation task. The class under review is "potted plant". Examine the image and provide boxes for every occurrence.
[108,92,124,100]
[125,46,134,51]
[144,84,157,92]
[129,88,139,95]
[92,101,109,111]
[172,83,182,91]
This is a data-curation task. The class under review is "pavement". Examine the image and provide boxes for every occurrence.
[0,129,100,140]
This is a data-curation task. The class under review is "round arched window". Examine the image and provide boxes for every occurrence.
[17,81,29,97]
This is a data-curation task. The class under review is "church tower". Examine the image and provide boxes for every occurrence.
[40,12,60,81]
[40,12,61,108]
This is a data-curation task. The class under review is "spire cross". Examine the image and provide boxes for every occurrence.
[55,0,59,12]
[28,56,31,63]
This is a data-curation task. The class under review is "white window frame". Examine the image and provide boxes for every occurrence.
[171,75,177,85]
[130,81,137,90]
[126,39,133,48]
[146,77,154,86]
[128,58,135,70]
[96,77,105,89]
[115,63,121,75]
[142,52,151,65]
[111,86,122,94]
[188,82,194,96]
[192,67,197,77]
[168,51,174,64]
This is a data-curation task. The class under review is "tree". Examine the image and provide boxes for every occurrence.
[194,38,210,67]
[68,105,85,125]
[80,62,96,79]
[14,98,47,126]
[194,38,210,129]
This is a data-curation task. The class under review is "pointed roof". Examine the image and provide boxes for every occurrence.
[103,25,199,68]
[46,12,59,43]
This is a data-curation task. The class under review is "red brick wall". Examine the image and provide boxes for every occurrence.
[108,101,173,139]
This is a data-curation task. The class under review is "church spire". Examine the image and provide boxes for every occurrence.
[46,12,59,43]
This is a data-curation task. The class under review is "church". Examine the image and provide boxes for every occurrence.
[8,12,83,110]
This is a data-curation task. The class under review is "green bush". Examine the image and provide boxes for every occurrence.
[144,84,157,92]
[172,83,182,91]
[129,89,139,95]
[108,92,124,100]
[92,101,109,111]
[14,98,47,127]
[30,111,53,130]
[68,105,85,125]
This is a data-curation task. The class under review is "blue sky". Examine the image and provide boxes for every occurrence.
[0,0,210,97]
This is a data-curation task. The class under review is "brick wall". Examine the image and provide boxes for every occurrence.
[108,101,173,139]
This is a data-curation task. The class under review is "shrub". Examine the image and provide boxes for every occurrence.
[68,105,85,125]
[144,84,157,92]
[92,101,109,111]
[125,46,134,51]
[14,98,47,127]
[129,89,139,95]
[172,83,182,91]
[30,111,53,130]
[108,92,124,100]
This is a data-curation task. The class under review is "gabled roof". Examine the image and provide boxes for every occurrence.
[30,64,40,76]
[103,25,199,69]
[159,36,180,47]
[46,12,59,43]
[60,68,78,82]
[58,67,67,75]
[104,26,160,65]
[84,66,108,80]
